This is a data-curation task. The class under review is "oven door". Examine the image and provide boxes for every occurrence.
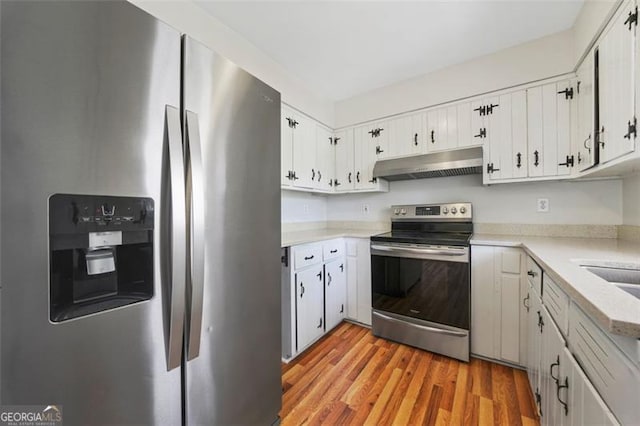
[370,242,470,330]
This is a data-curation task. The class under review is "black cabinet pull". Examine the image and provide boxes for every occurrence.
[311,168,315,180]
[356,171,360,183]
[523,293,530,312]
[340,304,344,313]
[317,170,322,182]
[516,152,522,168]
[430,130,435,143]
[340,264,344,272]
[330,249,337,254]
[527,270,536,277]
[304,255,314,260]
[533,150,540,167]
[474,128,486,138]
[327,272,332,285]
[557,87,574,100]
[556,377,569,416]
[550,355,560,383]
[317,272,322,280]
[414,133,418,146]
[317,317,323,328]
[577,152,582,164]
[300,283,305,298]
[537,310,544,333]
[348,172,352,183]
[624,117,637,139]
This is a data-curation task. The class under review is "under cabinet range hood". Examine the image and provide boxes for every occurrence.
[372,146,483,181]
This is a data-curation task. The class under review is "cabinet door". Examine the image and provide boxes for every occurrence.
[346,255,358,320]
[353,125,366,190]
[555,80,574,177]
[426,108,449,152]
[296,266,324,351]
[334,129,354,191]
[598,0,636,164]
[325,258,346,331]
[364,122,389,160]
[457,102,474,148]
[576,51,596,171]
[499,248,522,364]
[388,113,423,157]
[315,125,334,191]
[281,105,294,186]
[356,239,372,325]
[292,113,316,189]
[485,92,528,181]
[527,287,543,417]
[471,246,497,358]
[560,348,619,426]
[540,307,566,426]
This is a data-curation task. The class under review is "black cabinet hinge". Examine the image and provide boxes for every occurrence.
[624,117,637,140]
[286,117,299,129]
[557,87,574,100]
[473,105,486,116]
[333,136,341,145]
[375,145,384,155]
[368,128,384,137]
[281,247,289,267]
[624,6,638,30]
[558,155,575,168]
[368,177,378,184]
[486,103,499,114]
[486,163,500,174]
[474,128,487,138]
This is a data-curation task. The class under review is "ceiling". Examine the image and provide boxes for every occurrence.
[196,1,584,101]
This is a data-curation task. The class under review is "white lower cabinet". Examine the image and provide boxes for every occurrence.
[471,245,526,365]
[296,265,325,351]
[526,281,543,416]
[345,238,372,326]
[324,257,346,332]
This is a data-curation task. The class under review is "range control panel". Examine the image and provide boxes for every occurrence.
[391,203,472,221]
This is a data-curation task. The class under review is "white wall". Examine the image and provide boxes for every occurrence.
[326,176,622,225]
[622,174,640,226]
[129,0,334,126]
[572,0,619,64]
[334,29,574,127]
[281,191,328,223]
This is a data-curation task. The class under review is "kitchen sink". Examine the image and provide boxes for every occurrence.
[580,263,640,299]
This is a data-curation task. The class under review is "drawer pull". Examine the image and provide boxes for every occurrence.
[340,264,344,272]
[327,272,332,286]
[300,283,305,298]
[527,270,537,277]
[317,272,322,280]
[523,293,530,312]
[550,355,560,383]
[340,304,344,313]
[330,249,338,254]
[304,255,314,260]
[556,376,569,416]
[317,317,323,328]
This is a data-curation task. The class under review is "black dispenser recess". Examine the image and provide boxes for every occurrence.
[49,194,154,322]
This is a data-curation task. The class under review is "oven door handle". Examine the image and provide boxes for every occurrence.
[373,312,467,337]
[370,244,467,257]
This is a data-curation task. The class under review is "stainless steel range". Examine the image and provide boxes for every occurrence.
[370,203,473,362]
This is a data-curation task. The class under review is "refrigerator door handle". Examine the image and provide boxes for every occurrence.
[165,105,187,371]
[185,110,205,360]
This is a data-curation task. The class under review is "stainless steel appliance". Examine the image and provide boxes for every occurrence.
[1,2,281,424]
[370,203,473,362]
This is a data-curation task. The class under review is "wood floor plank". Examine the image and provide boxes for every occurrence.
[280,321,539,426]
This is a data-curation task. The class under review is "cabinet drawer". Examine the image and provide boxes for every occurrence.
[526,256,542,295]
[568,303,640,425]
[542,275,569,337]
[323,239,345,261]
[293,244,323,269]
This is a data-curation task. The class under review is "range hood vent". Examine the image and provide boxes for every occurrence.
[373,146,483,181]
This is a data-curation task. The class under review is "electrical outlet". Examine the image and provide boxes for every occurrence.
[537,198,549,213]
[363,204,370,215]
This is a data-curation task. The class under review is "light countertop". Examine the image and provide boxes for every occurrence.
[471,234,640,339]
[281,228,387,248]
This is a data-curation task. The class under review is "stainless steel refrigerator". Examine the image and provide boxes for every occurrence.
[0,1,282,424]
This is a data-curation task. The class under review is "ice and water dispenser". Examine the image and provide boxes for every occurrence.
[49,194,154,322]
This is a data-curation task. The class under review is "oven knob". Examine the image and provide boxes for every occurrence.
[400,208,407,215]
[460,206,467,214]
[393,208,400,215]
[442,207,448,214]
[451,207,457,214]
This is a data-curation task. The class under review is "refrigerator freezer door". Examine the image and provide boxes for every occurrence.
[1,2,183,424]
[182,36,282,424]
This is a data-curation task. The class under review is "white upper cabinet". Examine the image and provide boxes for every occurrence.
[281,104,295,187]
[291,113,316,189]
[484,92,528,181]
[314,125,334,191]
[363,120,389,160]
[388,113,424,158]
[456,102,476,148]
[526,79,575,178]
[333,129,354,192]
[426,106,458,152]
[598,0,637,164]
[575,50,596,171]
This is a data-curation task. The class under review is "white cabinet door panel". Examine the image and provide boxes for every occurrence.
[296,266,324,351]
[315,125,334,191]
[334,129,354,191]
[292,114,316,189]
[457,102,474,148]
[325,258,346,331]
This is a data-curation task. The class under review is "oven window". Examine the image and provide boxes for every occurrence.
[371,255,470,329]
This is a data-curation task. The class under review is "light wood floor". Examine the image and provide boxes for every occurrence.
[281,321,539,426]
